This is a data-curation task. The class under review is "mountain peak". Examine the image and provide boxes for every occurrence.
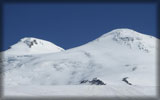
[20,37,38,42]
[103,28,144,37]
[103,28,155,39]
[91,28,156,53]
[20,37,42,48]
[108,28,137,33]
[20,37,54,48]
[4,37,64,55]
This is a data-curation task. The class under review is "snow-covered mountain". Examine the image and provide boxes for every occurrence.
[3,37,64,55]
[1,28,158,97]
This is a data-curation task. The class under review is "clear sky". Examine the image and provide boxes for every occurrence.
[3,3,157,51]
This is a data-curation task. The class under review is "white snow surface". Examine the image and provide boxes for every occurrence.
[4,85,157,97]
[1,28,159,97]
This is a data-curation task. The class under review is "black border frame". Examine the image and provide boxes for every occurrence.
[0,0,159,100]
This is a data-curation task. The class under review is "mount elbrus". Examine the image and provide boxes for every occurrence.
[1,28,157,87]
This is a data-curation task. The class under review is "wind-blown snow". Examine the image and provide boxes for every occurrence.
[1,28,158,97]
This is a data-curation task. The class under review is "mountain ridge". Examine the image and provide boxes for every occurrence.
[3,28,158,55]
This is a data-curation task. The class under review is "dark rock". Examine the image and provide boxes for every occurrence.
[90,78,106,85]
[80,77,106,85]
[122,77,132,85]
[80,80,89,84]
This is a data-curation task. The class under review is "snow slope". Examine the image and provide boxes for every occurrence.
[5,85,157,97]
[1,28,158,97]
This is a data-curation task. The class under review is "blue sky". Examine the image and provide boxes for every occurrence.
[3,3,157,51]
